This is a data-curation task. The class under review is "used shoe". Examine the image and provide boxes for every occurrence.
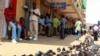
[12,40,17,43]
[33,37,38,41]
[19,38,23,41]
[29,37,33,40]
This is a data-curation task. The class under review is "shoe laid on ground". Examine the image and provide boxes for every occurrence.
[33,37,38,41]
[12,40,17,43]
[25,38,30,40]
[57,48,61,52]
[29,37,33,40]
[19,38,23,41]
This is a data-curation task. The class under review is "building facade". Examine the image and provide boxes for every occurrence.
[0,0,87,35]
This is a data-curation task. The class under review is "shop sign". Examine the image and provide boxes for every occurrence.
[50,2,67,10]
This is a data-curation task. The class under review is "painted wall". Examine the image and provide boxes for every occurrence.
[40,0,50,15]
[16,0,26,21]
[40,3,50,15]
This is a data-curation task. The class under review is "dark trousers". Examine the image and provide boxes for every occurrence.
[45,26,52,37]
[7,25,12,40]
[66,28,71,35]
[60,27,65,39]
[39,24,45,35]
[93,31,98,41]
[53,28,57,36]
[20,28,25,39]
[82,30,86,35]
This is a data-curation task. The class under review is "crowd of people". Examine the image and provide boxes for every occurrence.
[2,2,88,44]
[3,3,100,43]
[1,2,100,56]
[1,1,100,56]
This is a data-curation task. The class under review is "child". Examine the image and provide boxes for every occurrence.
[18,17,27,40]
[17,21,22,41]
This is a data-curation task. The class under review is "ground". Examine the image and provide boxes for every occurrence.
[0,35,100,56]
[0,35,75,56]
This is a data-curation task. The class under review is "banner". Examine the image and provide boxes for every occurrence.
[82,0,87,11]
[50,2,67,10]
[0,0,5,36]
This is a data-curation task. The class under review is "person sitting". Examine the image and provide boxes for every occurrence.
[17,20,22,41]
[18,17,27,40]
[38,15,45,35]
[4,3,17,43]
[45,14,52,37]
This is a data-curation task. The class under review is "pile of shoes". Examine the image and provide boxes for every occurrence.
[66,35,100,56]
[21,54,34,56]
[35,50,56,56]
[33,35,100,56]
[35,48,70,56]
[57,47,70,56]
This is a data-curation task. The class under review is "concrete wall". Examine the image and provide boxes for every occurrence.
[16,0,50,20]
[40,0,50,15]
[16,0,26,21]
[40,4,50,15]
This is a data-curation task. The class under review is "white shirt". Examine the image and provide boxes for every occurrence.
[30,8,40,21]
[75,21,82,31]
[93,25,99,31]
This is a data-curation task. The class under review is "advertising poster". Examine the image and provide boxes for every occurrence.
[50,2,67,10]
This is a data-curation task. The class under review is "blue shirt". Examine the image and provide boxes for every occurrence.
[39,18,45,25]
[60,18,67,28]
[45,18,52,27]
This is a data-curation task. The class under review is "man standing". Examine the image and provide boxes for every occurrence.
[29,3,40,40]
[53,16,59,36]
[60,15,67,39]
[4,3,17,43]
[75,19,82,40]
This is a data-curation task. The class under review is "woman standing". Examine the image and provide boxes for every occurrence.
[93,24,99,41]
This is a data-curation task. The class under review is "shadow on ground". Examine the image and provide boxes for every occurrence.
[2,35,75,46]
